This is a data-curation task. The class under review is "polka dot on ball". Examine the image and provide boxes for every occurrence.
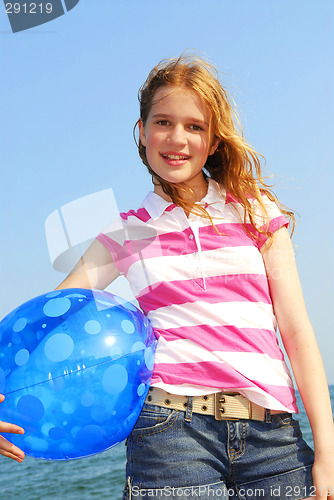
[65,293,87,299]
[84,320,101,335]
[145,347,155,371]
[45,291,61,299]
[121,320,135,334]
[43,298,71,318]
[75,425,104,448]
[137,383,146,397]
[62,401,76,414]
[81,392,94,407]
[17,395,44,421]
[15,349,29,366]
[131,341,145,352]
[44,333,74,362]
[13,318,27,333]
[71,426,80,438]
[102,364,128,394]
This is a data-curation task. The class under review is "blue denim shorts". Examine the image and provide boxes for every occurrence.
[123,399,314,499]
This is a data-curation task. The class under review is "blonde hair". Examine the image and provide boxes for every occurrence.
[134,53,295,241]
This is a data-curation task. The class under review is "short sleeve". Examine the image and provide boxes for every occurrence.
[96,212,160,278]
[96,216,128,274]
[251,195,289,249]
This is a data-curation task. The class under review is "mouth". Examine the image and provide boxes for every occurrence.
[161,153,190,160]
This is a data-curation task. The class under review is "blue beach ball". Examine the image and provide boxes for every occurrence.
[0,289,156,460]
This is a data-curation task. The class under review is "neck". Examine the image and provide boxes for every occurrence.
[153,179,209,203]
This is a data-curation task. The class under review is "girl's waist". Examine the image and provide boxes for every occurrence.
[145,387,286,422]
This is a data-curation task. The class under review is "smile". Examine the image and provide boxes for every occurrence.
[161,154,190,160]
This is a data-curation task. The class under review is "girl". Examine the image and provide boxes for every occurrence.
[1,54,333,499]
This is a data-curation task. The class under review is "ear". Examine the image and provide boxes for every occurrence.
[138,119,146,147]
[209,136,220,156]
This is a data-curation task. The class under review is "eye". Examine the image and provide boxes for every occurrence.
[189,124,203,131]
[156,120,170,126]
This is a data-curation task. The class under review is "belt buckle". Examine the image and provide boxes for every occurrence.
[214,392,239,421]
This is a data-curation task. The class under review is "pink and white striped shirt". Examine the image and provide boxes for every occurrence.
[97,179,297,413]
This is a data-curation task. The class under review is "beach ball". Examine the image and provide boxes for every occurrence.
[0,289,156,460]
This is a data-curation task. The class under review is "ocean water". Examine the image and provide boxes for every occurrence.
[1,387,333,500]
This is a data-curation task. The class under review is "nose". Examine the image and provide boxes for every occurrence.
[167,124,187,146]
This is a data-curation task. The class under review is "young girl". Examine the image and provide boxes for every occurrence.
[1,54,333,499]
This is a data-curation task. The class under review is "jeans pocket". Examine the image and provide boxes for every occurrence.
[271,413,303,439]
[125,404,181,487]
[132,403,179,435]
[272,413,299,427]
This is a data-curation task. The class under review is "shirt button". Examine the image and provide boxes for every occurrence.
[189,234,194,240]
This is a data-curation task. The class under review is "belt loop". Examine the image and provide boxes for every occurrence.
[126,476,132,500]
[184,396,193,422]
[265,408,272,423]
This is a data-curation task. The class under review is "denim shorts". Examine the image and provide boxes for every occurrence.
[123,399,314,500]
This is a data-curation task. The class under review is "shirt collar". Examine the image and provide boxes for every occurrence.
[142,178,226,220]
[200,178,226,214]
[140,191,174,220]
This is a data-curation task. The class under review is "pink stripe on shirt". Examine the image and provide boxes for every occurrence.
[151,361,297,412]
[153,324,283,360]
[137,274,272,312]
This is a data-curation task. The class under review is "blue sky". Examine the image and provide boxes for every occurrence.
[1,0,333,381]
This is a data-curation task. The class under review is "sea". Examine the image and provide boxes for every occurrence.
[1,387,333,500]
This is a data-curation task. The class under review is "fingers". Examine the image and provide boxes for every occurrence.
[0,395,25,435]
[0,435,25,462]
[0,420,25,435]
[0,396,26,462]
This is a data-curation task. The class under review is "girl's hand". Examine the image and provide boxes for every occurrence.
[0,394,25,462]
[312,456,334,499]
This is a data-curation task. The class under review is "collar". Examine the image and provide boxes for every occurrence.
[141,178,226,221]
[141,191,175,220]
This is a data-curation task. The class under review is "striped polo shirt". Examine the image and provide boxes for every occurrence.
[97,179,297,413]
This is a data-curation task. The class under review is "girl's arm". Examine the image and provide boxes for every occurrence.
[0,239,119,462]
[55,238,120,291]
[261,226,334,500]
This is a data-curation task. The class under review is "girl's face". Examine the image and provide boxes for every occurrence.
[139,86,219,200]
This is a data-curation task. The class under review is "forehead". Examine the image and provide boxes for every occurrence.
[149,86,210,120]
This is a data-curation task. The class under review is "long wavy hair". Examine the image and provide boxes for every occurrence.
[134,53,295,242]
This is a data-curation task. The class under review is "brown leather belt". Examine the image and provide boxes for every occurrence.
[145,387,268,421]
